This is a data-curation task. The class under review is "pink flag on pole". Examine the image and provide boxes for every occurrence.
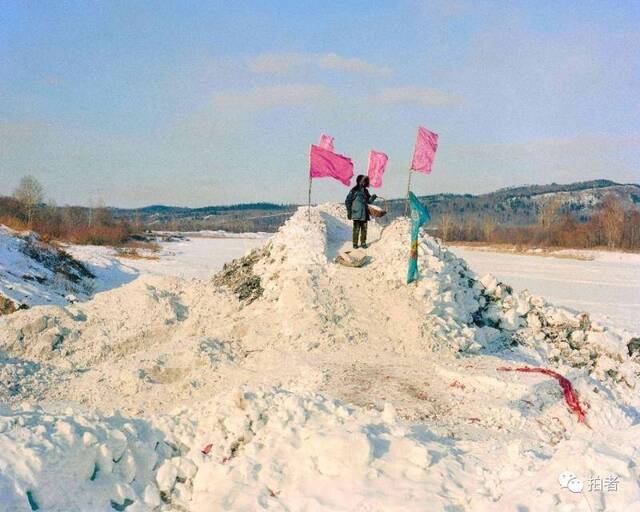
[318,134,335,151]
[367,150,388,188]
[410,126,439,174]
[309,145,353,186]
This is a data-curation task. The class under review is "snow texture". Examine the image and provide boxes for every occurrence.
[452,245,640,334]
[0,206,639,511]
[0,226,95,311]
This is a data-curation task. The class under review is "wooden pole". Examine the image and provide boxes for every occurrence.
[404,169,413,216]
[307,145,313,221]
[307,174,312,221]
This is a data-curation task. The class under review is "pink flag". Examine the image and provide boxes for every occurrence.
[309,145,353,186]
[318,134,335,151]
[411,126,439,174]
[367,150,388,188]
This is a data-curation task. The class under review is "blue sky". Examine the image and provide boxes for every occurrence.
[1,1,638,207]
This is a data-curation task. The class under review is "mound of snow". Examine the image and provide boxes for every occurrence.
[2,386,640,511]
[232,206,637,368]
[1,204,640,511]
[3,204,635,398]
[0,225,95,312]
[3,388,454,511]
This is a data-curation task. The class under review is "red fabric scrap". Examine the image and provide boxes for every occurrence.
[497,366,586,423]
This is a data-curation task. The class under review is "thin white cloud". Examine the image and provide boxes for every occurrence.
[246,52,391,76]
[0,121,50,157]
[42,75,64,87]
[447,134,640,186]
[456,134,640,157]
[372,86,464,107]
[422,0,472,17]
[212,84,331,110]
[317,53,392,76]
[246,53,308,74]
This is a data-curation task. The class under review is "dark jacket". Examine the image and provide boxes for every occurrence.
[347,186,376,221]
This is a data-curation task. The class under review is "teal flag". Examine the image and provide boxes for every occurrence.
[406,192,431,284]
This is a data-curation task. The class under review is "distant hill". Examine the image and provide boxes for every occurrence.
[383,179,640,227]
[112,179,640,232]
[111,202,298,232]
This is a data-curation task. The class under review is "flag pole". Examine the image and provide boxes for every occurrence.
[307,146,312,221]
[307,174,312,221]
[404,169,413,216]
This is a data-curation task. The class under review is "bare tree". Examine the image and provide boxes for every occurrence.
[439,213,453,242]
[538,196,562,230]
[132,212,143,233]
[482,216,495,242]
[62,206,89,229]
[623,210,640,249]
[461,218,479,241]
[600,195,625,249]
[91,199,112,227]
[13,175,44,227]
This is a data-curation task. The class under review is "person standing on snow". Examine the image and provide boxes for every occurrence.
[345,175,377,249]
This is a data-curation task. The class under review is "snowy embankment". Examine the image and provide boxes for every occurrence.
[451,245,640,334]
[1,207,639,511]
[0,226,96,312]
[0,226,269,312]
[68,234,269,281]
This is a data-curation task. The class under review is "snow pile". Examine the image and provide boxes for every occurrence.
[481,275,638,382]
[0,225,95,312]
[2,385,640,511]
[259,205,330,269]
[452,244,640,335]
[1,205,637,397]
[367,218,482,351]
[1,204,640,511]
[341,212,637,372]
[0,402,165,511]
[181,388,470,511]
[235,206,344,344]
[1,277,188,366]
[0,273,222,406]
[0,388,455,511]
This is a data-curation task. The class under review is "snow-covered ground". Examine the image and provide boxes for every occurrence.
[0,226,96,310]
[0,227,268,311]
[451,246,640,335]
[1,210,639,511]
[69,234,269,282]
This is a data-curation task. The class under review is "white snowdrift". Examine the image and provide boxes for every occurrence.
[0,205,639,511]
[0,224,266,313]
[451,245,640,334]
[67,236,267,281]
[0,226,96,311]
[2,386,639,511]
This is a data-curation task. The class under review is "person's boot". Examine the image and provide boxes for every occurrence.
[360,223,368,249]
[352,224,359,250]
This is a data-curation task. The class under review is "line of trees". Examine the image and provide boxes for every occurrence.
[1,175,132,245]
[436,194,640,250]
[4,174,638,251]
